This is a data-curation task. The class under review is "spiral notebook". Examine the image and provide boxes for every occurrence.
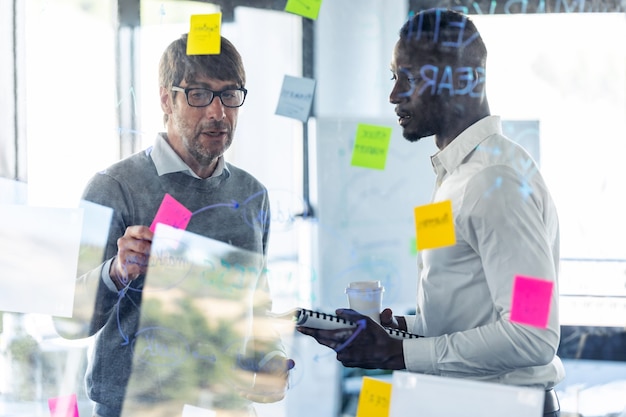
[270,307,422,340]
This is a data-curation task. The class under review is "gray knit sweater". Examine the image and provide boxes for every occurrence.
[81,145,270,417]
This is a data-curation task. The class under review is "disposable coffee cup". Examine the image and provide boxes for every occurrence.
[345,281,384,323]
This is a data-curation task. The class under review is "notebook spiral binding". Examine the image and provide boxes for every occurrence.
[282,307,422,340]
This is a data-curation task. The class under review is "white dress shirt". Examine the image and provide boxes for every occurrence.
[402,116,565,388]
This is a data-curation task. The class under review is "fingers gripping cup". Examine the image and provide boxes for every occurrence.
[345,281,384,324]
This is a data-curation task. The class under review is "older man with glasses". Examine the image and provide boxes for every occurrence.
[56,34,292,417]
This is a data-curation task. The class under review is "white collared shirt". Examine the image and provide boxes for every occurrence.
[151,132,226,179]
[402,116,565,388]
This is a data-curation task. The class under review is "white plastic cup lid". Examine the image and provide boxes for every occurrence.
[345,280,384,292]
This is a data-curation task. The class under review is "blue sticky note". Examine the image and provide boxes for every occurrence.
[275,75,316,122]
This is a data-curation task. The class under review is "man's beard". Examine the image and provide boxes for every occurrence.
[402,126,434,143]
[174,114,233,166]
[184,128,233,165]
[403,131,422,143]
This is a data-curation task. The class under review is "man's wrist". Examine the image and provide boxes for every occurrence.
[106,257,126,291]
[384,338,406,370]
[397,316,408,331]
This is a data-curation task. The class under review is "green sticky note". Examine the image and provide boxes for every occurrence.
[284,0,322,20]
[350,124,392,170]
[414,200,456,250]
[187,13,221,55]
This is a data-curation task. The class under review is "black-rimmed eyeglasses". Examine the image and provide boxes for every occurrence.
[172,86,247,108]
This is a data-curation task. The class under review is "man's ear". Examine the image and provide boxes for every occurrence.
[160,86,173,114]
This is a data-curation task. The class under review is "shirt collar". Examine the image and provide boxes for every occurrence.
[151,132,227,179]
[430,115,502,178]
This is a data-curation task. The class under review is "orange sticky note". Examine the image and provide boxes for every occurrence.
[150,193,192,233]
[187,13,221,55]
[413,200,455,250]
[48,393,79,417]
[284,0,323,20]
[356,377,392,417]
[510,275,554,328]
[350,124,392,170]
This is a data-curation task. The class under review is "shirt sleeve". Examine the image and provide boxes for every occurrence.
[99,258,119,292]
[403,164,561,379]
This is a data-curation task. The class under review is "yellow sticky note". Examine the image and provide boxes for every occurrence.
[356,377,392,417]
[284,0,323,20]
[350,124,392,170]
[414,200,456,250]
[187,14,221,55]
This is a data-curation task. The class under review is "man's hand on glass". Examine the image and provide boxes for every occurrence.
[110,225,153,289]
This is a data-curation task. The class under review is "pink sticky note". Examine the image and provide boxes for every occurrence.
[150,193,192,232]
[48,393,79,417]
[510,275,554,328]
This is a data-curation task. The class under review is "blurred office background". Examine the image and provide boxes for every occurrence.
[1,0,625,416]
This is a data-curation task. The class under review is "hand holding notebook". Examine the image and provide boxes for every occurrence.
[270,307,421,340]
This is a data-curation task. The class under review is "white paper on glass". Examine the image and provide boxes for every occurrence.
[78,199,113,249]
[0,204,83,317]
[121,224,285,414]
[389,371,544,417]
[182,404,217,417]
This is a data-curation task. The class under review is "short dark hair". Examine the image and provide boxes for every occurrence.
[159,34,246,123]
[399,8,487,68]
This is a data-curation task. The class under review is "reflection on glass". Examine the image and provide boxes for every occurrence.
[118,225,294,416]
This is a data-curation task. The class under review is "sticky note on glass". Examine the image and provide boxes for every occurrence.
[356,376,392,417]
[350,124,392,170]
[48,393,79,417]
[150,193,192,232]
[275,75,316,122]
[414,200,455,250]
[187,13,221,55]
[285,0,322,20]
[510,275,554,328]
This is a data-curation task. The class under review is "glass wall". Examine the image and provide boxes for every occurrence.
[1,1,625,416]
